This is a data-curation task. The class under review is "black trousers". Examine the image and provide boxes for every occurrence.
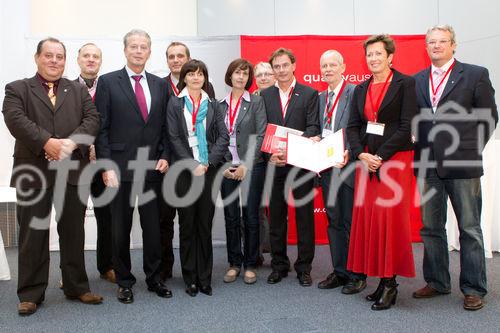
[90,175,113,275]
[268,166,315,274]
[17,184,90,303]
[176,167,216,286]
[111,181,162,288]
[320,169,364,281]
[158,187,176,278]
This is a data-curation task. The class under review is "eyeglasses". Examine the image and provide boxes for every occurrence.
[427,39,452,46]
[255,72,274,78]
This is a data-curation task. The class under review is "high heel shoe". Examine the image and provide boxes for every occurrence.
[366,279,385,302]
[371,278,398,311]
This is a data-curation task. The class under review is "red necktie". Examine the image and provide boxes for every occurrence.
[132,75,148,122]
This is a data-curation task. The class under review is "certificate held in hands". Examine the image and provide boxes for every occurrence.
[286,129,345,173]
[261,123,304,154]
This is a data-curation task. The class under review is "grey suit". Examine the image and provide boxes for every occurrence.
[318,83,362,281]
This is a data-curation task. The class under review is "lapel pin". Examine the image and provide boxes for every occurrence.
[451,81,454,84]
[294,93,299,96]
[64,89,68,92]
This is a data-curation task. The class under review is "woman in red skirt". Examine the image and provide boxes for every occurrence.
[346,34,417,310]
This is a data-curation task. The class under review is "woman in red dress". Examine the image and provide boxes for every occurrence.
[346,35,417,310]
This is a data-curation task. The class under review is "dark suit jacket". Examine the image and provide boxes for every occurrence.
[2,76,100,189]
[261,82,320,139]
[413,60,498,178]
[347,69,417,161]
[164,73,216,99]
[319,83,356,188]
[219,93,267,164]
[166,95,229,167]
[94,67,170,182]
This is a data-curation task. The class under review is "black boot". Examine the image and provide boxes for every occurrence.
[366,278,385,301]
[371,277,398,311]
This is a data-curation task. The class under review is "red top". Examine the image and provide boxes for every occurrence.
[364,81,391,122]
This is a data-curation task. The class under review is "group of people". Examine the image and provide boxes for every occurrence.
[2,24,497,317]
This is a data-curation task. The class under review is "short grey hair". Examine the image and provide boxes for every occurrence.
[123,29,151,48]
[426,24,456,44]
[254,61,273,74]
[320,50,344,65]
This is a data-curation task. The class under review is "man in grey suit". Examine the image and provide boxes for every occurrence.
[315,50,366,294]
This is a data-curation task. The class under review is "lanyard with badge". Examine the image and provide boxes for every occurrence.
[188,95,201,148]
[169,77,179,96]
[228,93,242,147]
[366,71,393,136]
[279,87,294,119]
[429,60,455,106]
[322,80,347,137]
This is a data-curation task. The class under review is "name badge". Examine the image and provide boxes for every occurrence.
[366,121,385,136]
[188,136,198,147]
[322,128,334,138]
[229,137,237,147]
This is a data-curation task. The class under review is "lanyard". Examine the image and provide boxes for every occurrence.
[368,71,393,122]
[324,80,347,125]
[169,77,179,96]
[189,95,201,133]
[228,93,242,135]
[430,60,455,104]
[279,86,294,119]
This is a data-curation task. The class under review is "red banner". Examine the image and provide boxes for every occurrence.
[241,35,428,243]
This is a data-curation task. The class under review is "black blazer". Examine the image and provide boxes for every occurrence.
[166,95,229,167]
[261,82,320,138]
[347,69,417,161]
[219,93,267,164]
[164,73,216,100]
[413,60,498,179]
[94,67,170,182]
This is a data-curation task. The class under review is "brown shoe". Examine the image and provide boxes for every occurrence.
[223,266,241,283]
[67,292,103,304]
[18,302,37,316]
[100,269,116,283]
[412,285,450,299]
[464,295,484,311]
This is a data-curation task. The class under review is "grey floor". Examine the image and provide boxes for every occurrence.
[0,244,499,333]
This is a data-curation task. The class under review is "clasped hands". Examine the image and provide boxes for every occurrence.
[223,164,248,180]
[43,138,77,161]
[358,152,383,173]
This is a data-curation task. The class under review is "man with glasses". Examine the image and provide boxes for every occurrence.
[260,48,319,287]
[413,24,498,311]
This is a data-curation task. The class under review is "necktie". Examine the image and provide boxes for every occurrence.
[47,82,56,106]
[132,75,148,122]
[323,91,334,129]
[431,68,445,108]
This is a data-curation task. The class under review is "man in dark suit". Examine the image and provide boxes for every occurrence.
[315,50,366,293]
[2,37,103,316]
[413,25,498,311]
[95,29,172,303]
[158,42,217,281]
[260,48,319,286]
[75,43,115,284]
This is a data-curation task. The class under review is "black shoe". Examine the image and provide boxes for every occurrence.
[185,284,198,297]
[318,273,347,289]
[341,279,367,295]
[117,287,134,304]
[371,281,398,311]
[366,279,385,301]
[148,282,173,298]
[297,272,312,287]
[198,285,212,296]
[267,270,288,284]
